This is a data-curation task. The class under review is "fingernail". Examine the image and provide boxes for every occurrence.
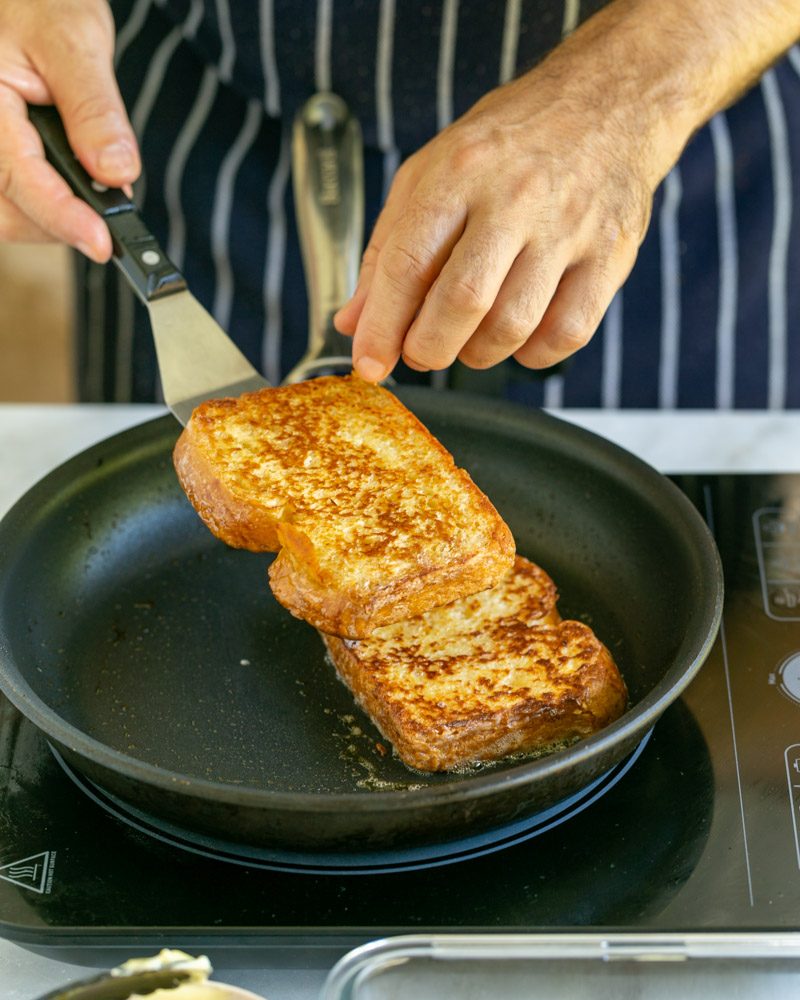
[98,141,135,177]
[356,356,387,382]
[74,240,99,261]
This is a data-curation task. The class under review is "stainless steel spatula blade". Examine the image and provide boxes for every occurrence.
[29,104,268,425]
[146,291,267,425]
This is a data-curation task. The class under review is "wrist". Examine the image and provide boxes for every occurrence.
[521,0,800,190]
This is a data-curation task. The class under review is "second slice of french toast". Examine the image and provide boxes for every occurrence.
[173,375,515,637]
[322,556,628,771]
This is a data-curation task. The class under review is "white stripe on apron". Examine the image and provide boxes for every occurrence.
[436,0,459,133]
[216,0,237,83]
[212,100,264,330]
[377,0,400,199]
[115,0,154,66]
[499,0,522,84]
[131,0,203,145]
[116,0,205,404]
[262,131,292,384]
[111,0,157,401]
[709,112,737,410]
[543,0,584,408]
[543,371,564,407]
[787,44,800,78]
[259,0,281,117]
[761,69,791,411]
[129,27,183,200]
[601,289,623,409]
[104,0,162,401]
[658,166,682,409]
[432,0,459,390]
[164,66,219,269]
[561,0,580,37]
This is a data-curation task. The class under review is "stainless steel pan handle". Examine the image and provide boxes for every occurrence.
[284,92,364,383]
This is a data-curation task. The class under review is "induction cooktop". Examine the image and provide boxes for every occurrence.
[2,474,800,969]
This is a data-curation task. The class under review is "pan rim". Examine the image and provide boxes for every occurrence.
[0,399,723,814]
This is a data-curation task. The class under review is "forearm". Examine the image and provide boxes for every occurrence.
[504,0,800,188]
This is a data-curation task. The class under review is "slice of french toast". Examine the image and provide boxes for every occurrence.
[321,555,628,771]
[173,374,515,638]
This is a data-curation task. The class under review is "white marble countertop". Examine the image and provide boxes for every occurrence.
[1,407,800,523]
[1,404,800,1000]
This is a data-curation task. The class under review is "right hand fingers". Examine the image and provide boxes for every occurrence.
[333,156,426,347]
[0,0,139,257]
[344,157,469,381]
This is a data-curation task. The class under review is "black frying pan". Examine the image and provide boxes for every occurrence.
[0,390,722,860]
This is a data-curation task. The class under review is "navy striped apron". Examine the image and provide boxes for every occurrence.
[77,0,800,409]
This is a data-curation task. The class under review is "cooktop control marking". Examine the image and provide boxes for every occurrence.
[708,485,754,906]
[754,508,800,621]
[783,743,800,868]
[786,746,800,871]
[773,654,800,704]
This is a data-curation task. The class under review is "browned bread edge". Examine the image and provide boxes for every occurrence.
[323,624,627,771]
[271,530,514,637]
[173,430,284,551]
[321,555,628,771]
[172,377,515,637]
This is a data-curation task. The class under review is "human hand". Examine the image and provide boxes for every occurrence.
[335,0,737,381]
[0,0,140,261]
[335,67,669,381]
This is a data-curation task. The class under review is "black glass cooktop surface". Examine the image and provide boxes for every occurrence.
[2,475,800,966]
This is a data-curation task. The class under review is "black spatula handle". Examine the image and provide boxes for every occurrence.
[27,104,185,303]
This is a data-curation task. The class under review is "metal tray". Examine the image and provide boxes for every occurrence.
[322,933,800,1000]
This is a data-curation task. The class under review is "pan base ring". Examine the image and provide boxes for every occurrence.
[50,732,651,876]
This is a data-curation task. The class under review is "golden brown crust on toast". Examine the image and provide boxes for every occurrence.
[322,556,628,771]
[173,375,515,637]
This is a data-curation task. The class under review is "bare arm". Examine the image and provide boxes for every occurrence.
[337,0,800,381]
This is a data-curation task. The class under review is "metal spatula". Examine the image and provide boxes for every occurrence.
[28,104,268,426]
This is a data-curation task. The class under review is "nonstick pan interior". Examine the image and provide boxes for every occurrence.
[0,389,722,852]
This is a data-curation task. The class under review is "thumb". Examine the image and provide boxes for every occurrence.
[34,13,140,188]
